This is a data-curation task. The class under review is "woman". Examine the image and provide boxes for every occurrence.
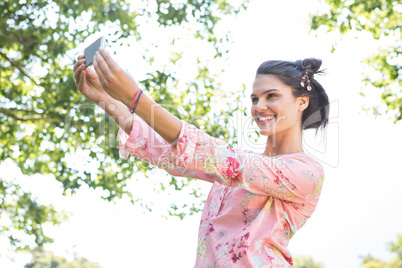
[74,49,329,267]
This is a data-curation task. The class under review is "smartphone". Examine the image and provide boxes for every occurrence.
[84,36,106,68]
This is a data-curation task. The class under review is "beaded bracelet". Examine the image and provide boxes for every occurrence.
[130,90,143,114]
[129,89,141,112]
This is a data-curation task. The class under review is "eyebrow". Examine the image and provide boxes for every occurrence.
[250,89,279,97]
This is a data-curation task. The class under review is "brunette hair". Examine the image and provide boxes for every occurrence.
[256,58,329,130]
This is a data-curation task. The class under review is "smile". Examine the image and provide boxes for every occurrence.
[258,115,275,126]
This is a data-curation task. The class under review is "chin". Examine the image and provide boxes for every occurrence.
[258,126,275,136]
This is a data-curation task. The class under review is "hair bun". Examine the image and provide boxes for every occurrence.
[295,58,322,75]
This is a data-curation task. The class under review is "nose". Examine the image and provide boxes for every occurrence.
[255,99,267,112]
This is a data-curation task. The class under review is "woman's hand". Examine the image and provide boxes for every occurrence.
[73,55,110,104]
[93,48,139,107]
[92,48,182,144]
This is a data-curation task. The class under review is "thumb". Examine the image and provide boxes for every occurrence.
[85,67,98,78]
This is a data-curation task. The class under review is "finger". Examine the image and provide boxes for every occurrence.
[98,48,120,71]
[74,65,81,85]
[78,69,87,92]
[93,54,107,86]
[85,66,97,78]
[74,64,85,84]
[74,55,85,69]
[85,67,101,85]
[94,51,110,80]
[79,69,88,91]
[74,59,86,72]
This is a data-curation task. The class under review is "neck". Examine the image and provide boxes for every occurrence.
[263,127,303,157]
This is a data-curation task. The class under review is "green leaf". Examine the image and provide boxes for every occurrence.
[309,0,402,122]
[0,0,249,251]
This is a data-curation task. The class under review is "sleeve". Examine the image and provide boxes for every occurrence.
[158,121,325,203]
[117,114,214,183]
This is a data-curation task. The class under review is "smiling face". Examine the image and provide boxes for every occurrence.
[251,74,308,136]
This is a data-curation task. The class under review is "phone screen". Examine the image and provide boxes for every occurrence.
[84,37,105,67]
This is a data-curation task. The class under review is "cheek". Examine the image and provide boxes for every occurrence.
[267,101,284,114]
[250,105,256,115]
[275,102,299,124]
[286,105,301,123]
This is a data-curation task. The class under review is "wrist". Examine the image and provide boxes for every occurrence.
[95,93,114,107]
[124,88,140,108]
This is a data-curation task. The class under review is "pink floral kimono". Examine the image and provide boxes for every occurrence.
[117,115,325,268]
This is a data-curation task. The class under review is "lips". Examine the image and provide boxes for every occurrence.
[257,114,275,126]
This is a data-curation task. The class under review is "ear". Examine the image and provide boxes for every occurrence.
[298,95,309,112]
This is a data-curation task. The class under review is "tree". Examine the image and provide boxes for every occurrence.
[0,0,248,252]
[360,255,401,268]
[24,248,102,268]
[360,234,402,268]
[0,177,66,253]
[310,0,401,122]
[293,255,324,268]
[389,234,402,264]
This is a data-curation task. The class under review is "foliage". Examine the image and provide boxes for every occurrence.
[24,248,102,268]
[0,176,66,252]
[293,255,324,268]
[360,255,401,268]
[360,234,402,268]
[389,234,402,263]
[310,0,402,122]
[0,0,248,251]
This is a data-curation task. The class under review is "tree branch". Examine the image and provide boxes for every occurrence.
[0,51,39,85]
[0,107,53,122]
[5,107,47,116]
[0,35,39,45]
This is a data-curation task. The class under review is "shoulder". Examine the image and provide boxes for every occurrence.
[275,153,325,198]
[277,153,324,175]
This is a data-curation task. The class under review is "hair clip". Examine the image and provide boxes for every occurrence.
[300,70,312,91]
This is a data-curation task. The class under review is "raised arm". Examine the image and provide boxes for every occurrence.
[73,53,213,183]
[92,49,182,145]
[74,55,133,135]
[77,50,325,202]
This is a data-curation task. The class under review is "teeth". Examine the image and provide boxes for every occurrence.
[259,116,275,121]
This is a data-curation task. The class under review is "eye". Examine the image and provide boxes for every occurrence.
[251,97,258,103]
[267,93,277,98]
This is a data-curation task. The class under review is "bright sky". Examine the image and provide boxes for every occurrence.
[1,0,402,267]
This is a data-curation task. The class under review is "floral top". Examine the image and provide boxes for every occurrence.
[117,115,325,268]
